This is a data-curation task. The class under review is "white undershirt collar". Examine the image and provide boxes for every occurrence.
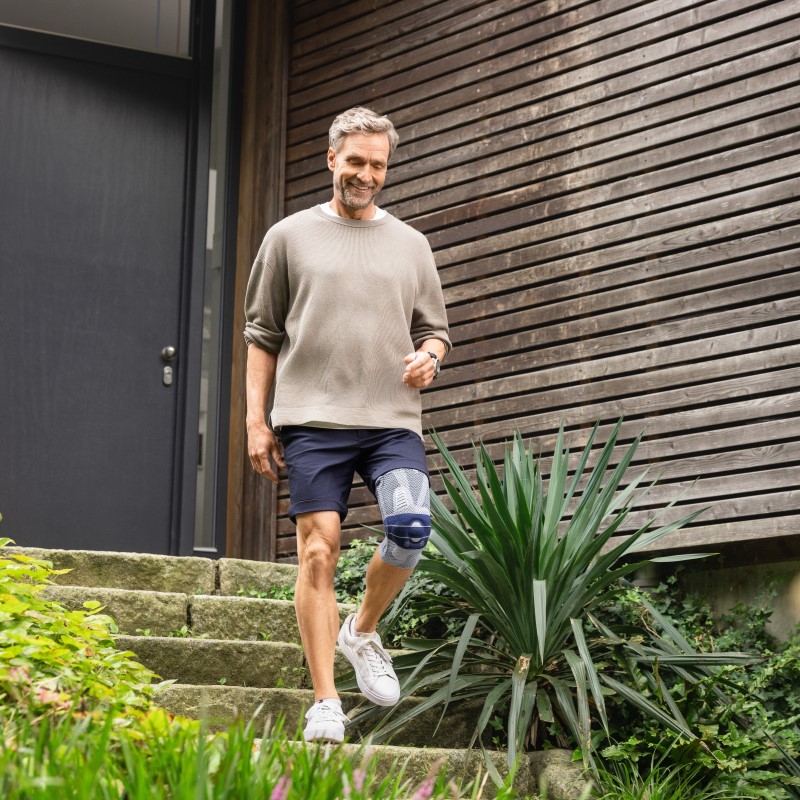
[320,201,386,220]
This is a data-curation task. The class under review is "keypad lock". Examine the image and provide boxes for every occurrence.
[161,346,176,386]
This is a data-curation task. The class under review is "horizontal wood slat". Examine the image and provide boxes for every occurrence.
[272,0,800,560]
[285,0,800,185]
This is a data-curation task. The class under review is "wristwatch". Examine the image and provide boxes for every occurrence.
[427,351,441,378]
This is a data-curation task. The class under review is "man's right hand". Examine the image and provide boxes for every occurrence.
[247,422,285,484]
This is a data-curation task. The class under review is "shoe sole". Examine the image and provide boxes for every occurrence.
[304,732,344,744]
[337,628,400,707]
[303,723,344,744]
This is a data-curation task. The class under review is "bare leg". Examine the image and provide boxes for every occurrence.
[295,510,341,701]
[355,548,413,633]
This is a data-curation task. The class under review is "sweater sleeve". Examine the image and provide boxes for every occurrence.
[410,238,452,356]
[243,227,289,353]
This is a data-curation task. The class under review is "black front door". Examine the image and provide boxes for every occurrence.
[0,28,208,554]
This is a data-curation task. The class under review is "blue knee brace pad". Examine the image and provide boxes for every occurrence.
[375,468,431,569]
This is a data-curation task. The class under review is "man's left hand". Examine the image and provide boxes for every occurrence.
[402,351,436,388]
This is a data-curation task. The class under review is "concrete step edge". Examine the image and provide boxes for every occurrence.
[42,585,189,637]
[188,594,356,644]
[116,635,306,689]
[8,547,301,597]
[39,584,359,645]
[154,685,586,799]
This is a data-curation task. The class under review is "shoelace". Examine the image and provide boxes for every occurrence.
[308,702,346,723]
[353,635,393,677]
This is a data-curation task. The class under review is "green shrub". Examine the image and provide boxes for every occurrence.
[598,580,800,799]
[0,535,161,729]
[341,422,754,780]
[0,709,530,799]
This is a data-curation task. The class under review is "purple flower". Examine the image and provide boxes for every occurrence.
[410,757,446,800]
[353,768,366,793]
[410,777,435,800]
[270,773,291,800]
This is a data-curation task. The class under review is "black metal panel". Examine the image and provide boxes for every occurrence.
[0,40,193,553]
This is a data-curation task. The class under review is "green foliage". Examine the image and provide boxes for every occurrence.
[598,581,800,799]
[168,624,209,639]
[334,535,462,648]
[333,536,374,604]
[592,754,740,799]
[342,422,753,779]
[237,585,295,601]
[0,529,529,798]
[0,708,529,799]
[0,537,161,726]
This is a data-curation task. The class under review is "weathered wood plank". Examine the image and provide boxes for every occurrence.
[424,137,798,261]
[433,156,799,269]
[286,1,799,172]
[437,365,800,453]
[442,204,800,311]
[288,0,668,112]
[287,0,778,144]
[423,340,800,431]
[291,0,480,58]
[291,0,546,84]
[445,263,798,365]
[616,516,800,554]
[437,297,800,400]
[392,92,800,226]
[290,0,437,45]
[437,176,800,284]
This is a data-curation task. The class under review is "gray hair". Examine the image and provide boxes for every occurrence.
[328,107,399,158]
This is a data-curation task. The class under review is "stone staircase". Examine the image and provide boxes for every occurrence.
[12,546,587,799]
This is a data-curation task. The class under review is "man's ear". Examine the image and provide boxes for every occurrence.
[327,147,336,172]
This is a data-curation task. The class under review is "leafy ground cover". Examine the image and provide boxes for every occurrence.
[334,422,800,798]
[0,532,528,799]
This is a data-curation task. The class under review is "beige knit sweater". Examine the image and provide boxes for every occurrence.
[244,206,451,438]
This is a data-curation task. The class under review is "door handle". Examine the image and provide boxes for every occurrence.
[161,346,176,386]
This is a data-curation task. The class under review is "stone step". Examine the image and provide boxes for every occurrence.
[43,585,189,637]
[189,594,356,642]
[154,684,481,751]
[9,546,299,597]
[11,546,217,594]
[281,742,534,799]
[217,557,298,597]
[305,743,587,800]
[41,584,360,649]
[156,686,586,799]
[116,636,306,689]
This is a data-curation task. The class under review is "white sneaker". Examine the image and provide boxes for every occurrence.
[338,613,400,707]
[303,699,347,743]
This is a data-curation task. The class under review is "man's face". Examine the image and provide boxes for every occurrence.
[327,132,390,218]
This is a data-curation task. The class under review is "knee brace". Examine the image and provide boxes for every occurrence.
[375,468,431,569]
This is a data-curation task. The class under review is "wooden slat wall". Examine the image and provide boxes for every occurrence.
[272,0,800,561]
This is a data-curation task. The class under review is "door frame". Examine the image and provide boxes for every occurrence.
[0,1,216,556]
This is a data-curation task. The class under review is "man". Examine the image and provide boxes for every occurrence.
[244,106,451,744]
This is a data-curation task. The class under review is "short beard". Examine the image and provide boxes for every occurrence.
[335,177,376,211]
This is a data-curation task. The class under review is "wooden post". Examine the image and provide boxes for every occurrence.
[226,0,288,561]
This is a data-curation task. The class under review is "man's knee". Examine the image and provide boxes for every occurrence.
[375,468,431,569]
[297,512,341,578]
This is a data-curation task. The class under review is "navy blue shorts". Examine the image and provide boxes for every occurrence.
[278,426,428,523]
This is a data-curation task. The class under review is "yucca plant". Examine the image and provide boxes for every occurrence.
[343,421,753,775]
